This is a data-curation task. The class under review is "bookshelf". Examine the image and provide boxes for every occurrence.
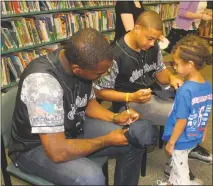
[1,1,116,90]
[1,1,179,91]
[1,82,19,93]
[2,29,115,55]
[1,5,115,19]
[143,1,179,36]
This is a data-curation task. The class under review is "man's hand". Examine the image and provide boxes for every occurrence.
[165,141,175,156]
[129,88,152,103]
[169,75,183,89]
[107,129,129,146]
[114,108,140,125]
[202,14,212,21]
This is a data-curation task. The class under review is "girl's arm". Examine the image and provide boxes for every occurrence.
[165,119,187,155]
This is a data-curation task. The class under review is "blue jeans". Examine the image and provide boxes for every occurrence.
[16,118,146,185]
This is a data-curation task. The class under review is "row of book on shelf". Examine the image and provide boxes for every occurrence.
[1,48,48,87]
[1,9,116,51]
[1,30,115,88]
[145,3,179,20]
[1,19,175,88]
[1,1,115,15]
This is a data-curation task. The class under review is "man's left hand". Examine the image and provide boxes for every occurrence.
[114,108,140,125]
[169,75,183,89]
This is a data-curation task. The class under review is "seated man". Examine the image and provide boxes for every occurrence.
[8,28,157,185]
[93,11,212,183]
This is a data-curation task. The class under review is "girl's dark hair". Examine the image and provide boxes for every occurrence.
[64,28,113,69]
[171,34,212,70]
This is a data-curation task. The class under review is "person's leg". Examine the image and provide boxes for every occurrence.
[16,145,106,185]
[169,147,203,185]
[168,149,191,185]
[129,95,173,126]
[83,117,147,185]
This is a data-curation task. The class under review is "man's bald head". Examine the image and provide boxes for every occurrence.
[135,10,163,31]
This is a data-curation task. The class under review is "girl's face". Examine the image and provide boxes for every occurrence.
[172,49,192,78]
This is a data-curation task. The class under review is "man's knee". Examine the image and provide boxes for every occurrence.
[77,166,105,185]
[127,119,158,148]
[84,117,121,138]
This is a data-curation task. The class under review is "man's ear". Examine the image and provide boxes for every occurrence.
[72,64,81,75]
[134,24,141,35]
[188,60,195,68]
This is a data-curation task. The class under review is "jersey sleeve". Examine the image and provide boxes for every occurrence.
[155,47,166,73]
[21,73,65,134]
[92,60,119,90]
[89,87,96,100]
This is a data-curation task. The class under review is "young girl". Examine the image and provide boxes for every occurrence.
[159,34,212,185]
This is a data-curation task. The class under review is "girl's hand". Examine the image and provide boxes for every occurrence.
[165,141,175,156]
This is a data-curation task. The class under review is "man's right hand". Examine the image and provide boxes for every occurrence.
[129,88,152,103]
[107,129,129,146]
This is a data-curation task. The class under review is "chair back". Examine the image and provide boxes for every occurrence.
[1,86,18,148]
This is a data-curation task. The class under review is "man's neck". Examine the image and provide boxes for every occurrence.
[59,49,74,74]
[124,32,141,53]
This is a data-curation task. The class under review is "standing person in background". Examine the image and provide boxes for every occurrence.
[165,1,212,53]
[114,1,145,42]
[157,34,212,185]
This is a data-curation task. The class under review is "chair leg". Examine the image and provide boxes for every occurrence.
[141,147,147,177]
[1,137,12,186]
[159,126,164,149]
[103,160,109,186]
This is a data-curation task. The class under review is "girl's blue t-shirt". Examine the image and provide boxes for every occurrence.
[162,80,212,150]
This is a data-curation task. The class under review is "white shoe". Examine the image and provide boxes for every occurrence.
[157,180,168,185]
[189,145,212,164]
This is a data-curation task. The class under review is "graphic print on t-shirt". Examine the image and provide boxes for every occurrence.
[67,94,88,121]
[187,103,212,134]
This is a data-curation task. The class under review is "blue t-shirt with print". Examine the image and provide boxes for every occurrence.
[162,80,212,150]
